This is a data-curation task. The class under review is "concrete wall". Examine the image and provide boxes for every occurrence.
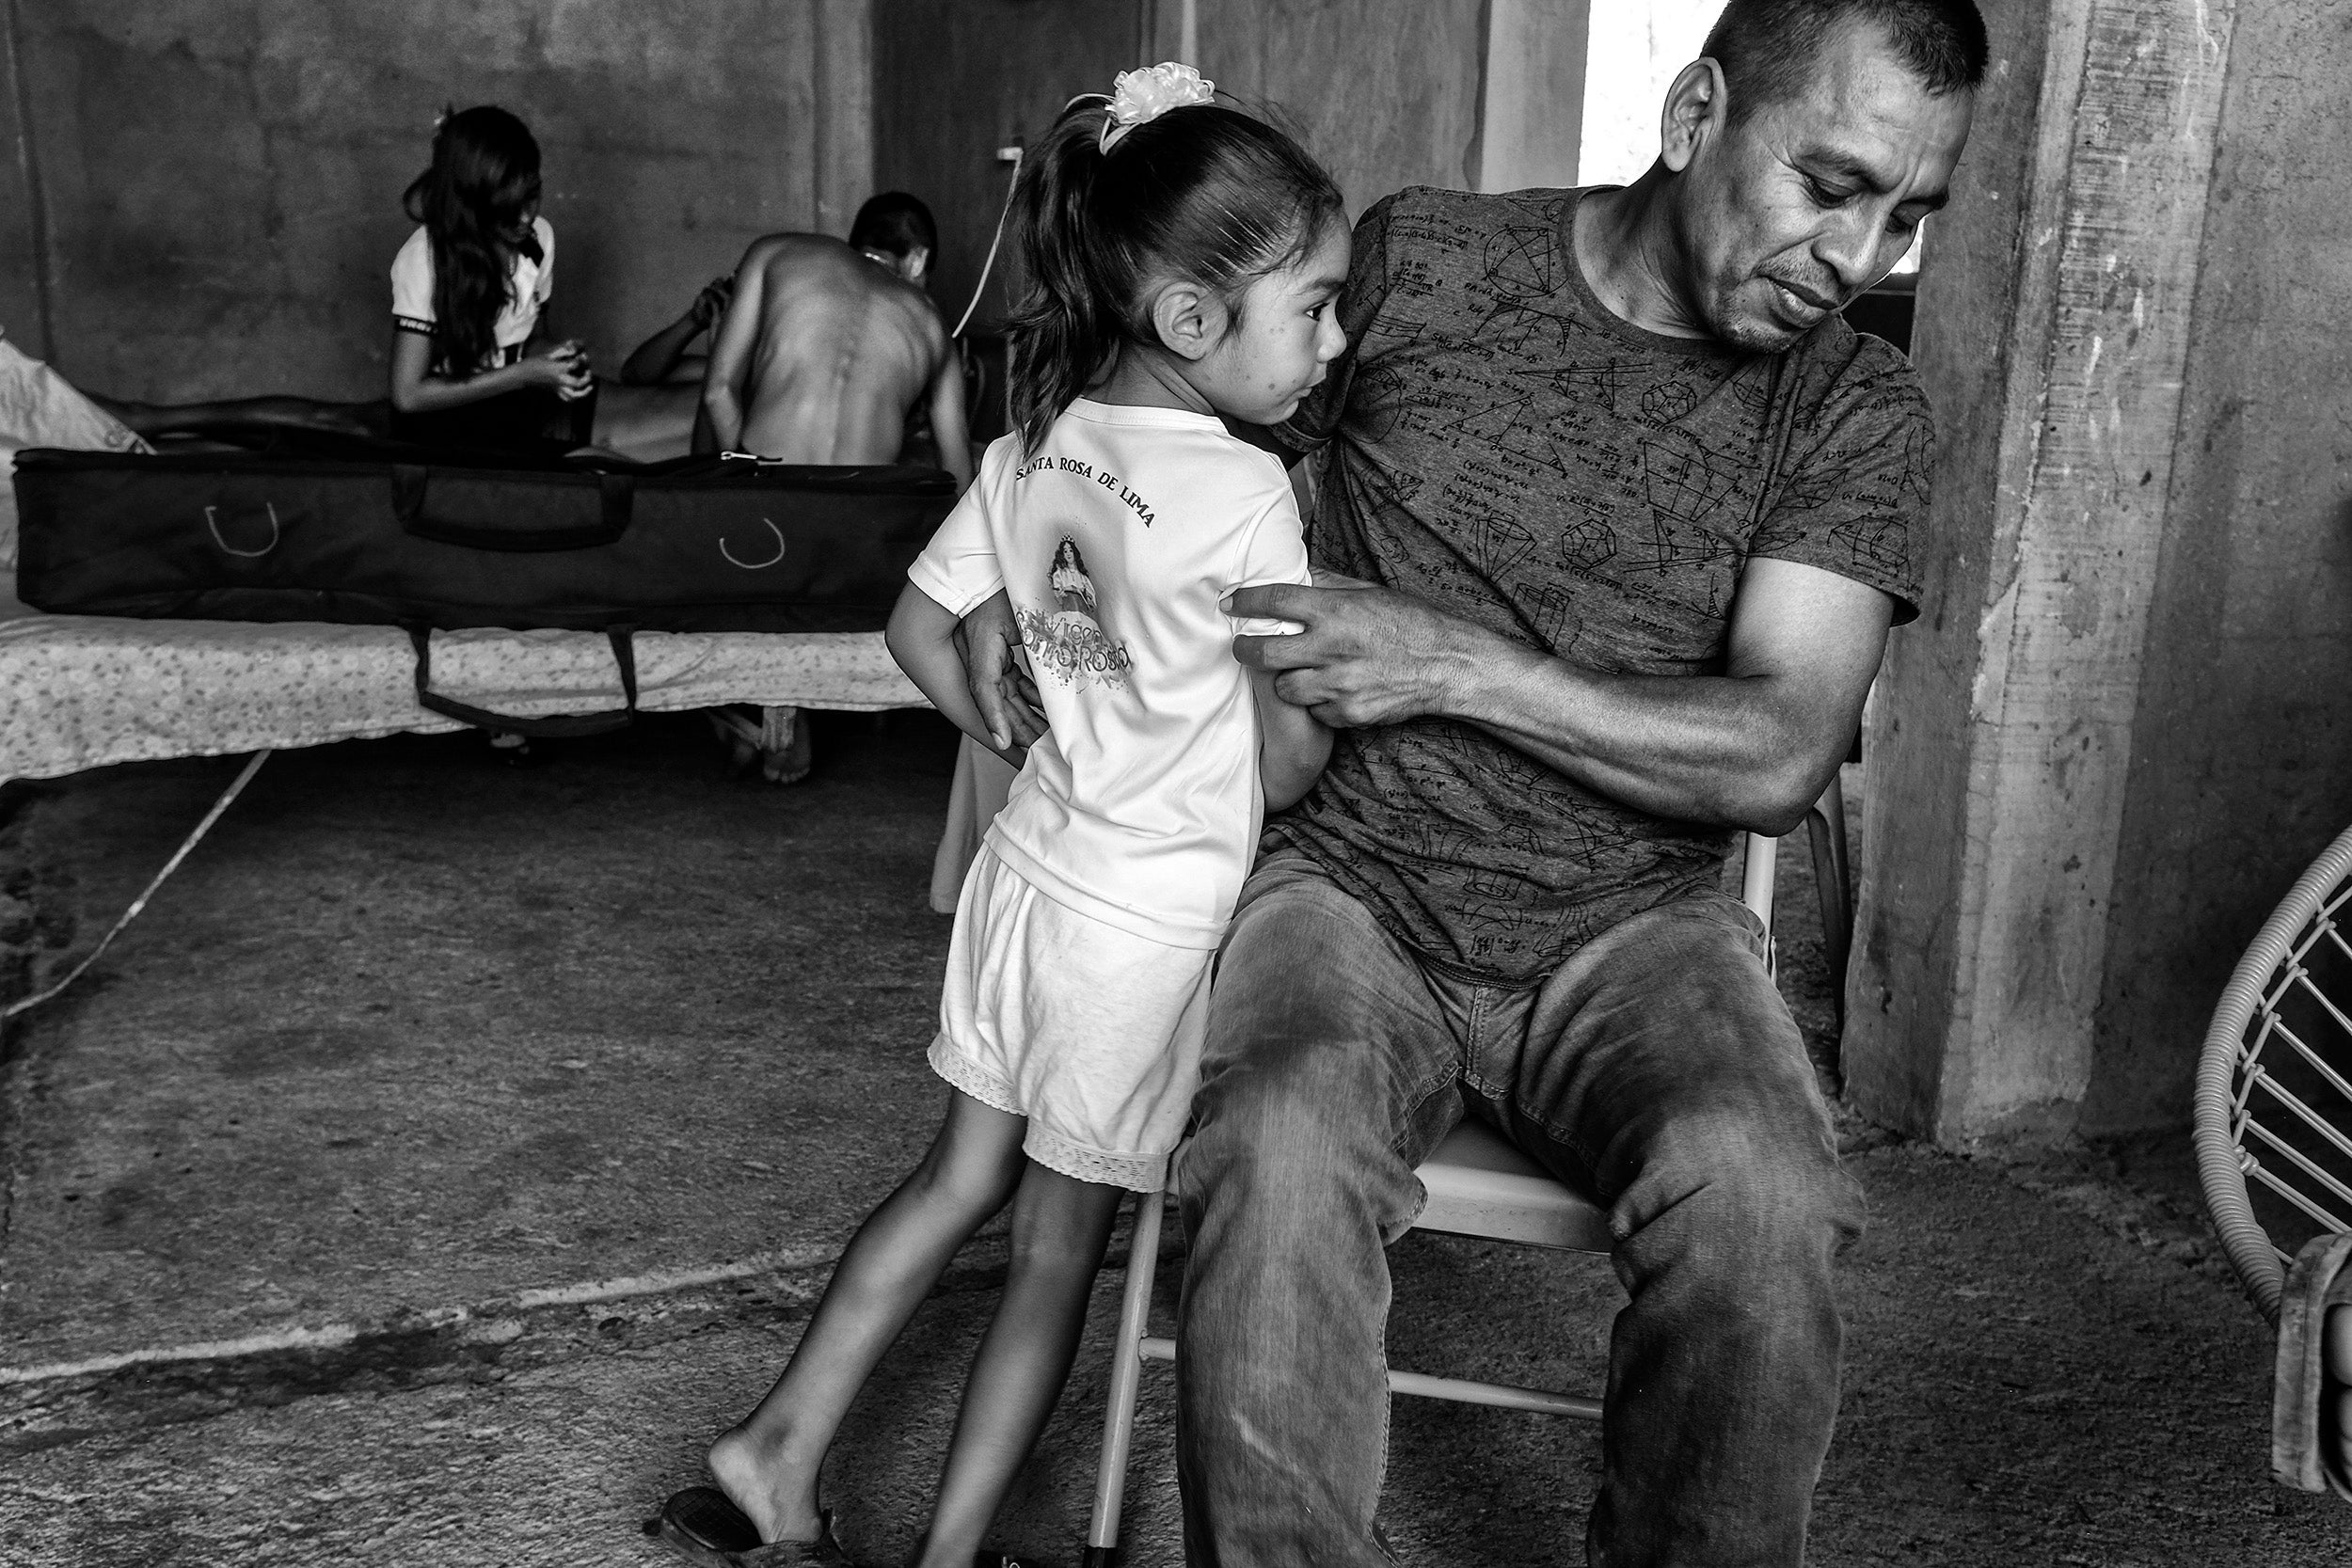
[3,0,871,402]
[872,0,1151,340]
[1,2,51,358]
[889,0,1559,336]
[8,0,1534,387]
[1167,0,1494,216]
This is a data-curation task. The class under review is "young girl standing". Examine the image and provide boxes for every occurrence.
[387,105,596,452]
[655,65,1347,1568]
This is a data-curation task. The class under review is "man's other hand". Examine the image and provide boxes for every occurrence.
[1228,580,1489,728]
[954,590,1047,751]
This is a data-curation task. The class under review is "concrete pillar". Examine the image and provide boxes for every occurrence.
[1474,0,1588,194]
[1847,0,2241,1139]
[1179,0,1490,214]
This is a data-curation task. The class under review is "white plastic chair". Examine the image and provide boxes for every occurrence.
[2193,823,2352,1498]
[1080,827,1792,1565]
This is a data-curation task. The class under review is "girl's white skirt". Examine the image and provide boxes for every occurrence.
[929,844,1211,1192]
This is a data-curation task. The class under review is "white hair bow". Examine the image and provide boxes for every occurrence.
[1098,61,1216,152]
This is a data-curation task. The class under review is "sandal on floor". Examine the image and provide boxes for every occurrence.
[646,1486,852,1567]
[973,1554,1058,1568]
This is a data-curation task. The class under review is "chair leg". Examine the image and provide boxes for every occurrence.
[1085,1188,1166,1567]
[1804,773,1853,1028]
[1740,831,1778,980]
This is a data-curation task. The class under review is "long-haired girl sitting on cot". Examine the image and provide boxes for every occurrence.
[654,64,1346,1568]
[387,104,596,454]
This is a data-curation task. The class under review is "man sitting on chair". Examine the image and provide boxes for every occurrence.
[961,1,1985,1560]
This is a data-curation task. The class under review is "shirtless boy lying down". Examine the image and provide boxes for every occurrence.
[700,192,973,489]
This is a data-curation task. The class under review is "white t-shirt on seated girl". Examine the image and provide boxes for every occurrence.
[909,398,1311,951]
[389,215,555,373]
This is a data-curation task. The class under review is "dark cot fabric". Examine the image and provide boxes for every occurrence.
[1266,185,1934,985]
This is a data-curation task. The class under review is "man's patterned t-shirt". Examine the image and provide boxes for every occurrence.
[1266,185,1933,986]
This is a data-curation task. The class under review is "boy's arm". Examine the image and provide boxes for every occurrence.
[623,276,731,386]
[928,342,974,489]
[887,583,1027,770]
[1248,668,1330,812]
[621,311,702,387]
[701,249,767,449]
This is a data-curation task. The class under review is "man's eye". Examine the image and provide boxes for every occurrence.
[1804,177,1851,207]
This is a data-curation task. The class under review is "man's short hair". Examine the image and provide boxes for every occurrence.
[1703,0,1989,121]
[850,192,937,260]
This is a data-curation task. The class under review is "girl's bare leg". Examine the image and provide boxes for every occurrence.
[707,1089,1028,1544]
[912,1162,1124,1568]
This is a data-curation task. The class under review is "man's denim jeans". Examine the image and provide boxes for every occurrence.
[1172,851,1865,1567]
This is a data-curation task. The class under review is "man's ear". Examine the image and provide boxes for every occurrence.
[1148,280,1229,362]
[898,245,931,285]
[1659,58,1727,173]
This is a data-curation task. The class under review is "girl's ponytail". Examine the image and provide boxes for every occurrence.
[1005,105,1120,457]
[1001,83,1343,458]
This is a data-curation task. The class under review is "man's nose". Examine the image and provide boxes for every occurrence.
[1815,209,1883,296]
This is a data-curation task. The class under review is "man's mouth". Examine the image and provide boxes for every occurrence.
[1766,277,1838,319]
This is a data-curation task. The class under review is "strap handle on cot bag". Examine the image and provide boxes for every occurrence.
[390,467,633,552]
[406,625,641,738]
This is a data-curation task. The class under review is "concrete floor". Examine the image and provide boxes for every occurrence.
[0,713,2345,1566]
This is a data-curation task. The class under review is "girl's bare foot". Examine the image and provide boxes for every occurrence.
[706,1422,825,1545]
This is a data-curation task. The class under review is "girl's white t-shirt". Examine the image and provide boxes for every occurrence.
[910,400,1311,950]
[389,216,555,371]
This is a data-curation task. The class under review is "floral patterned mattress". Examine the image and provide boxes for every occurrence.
[0,594,924,784]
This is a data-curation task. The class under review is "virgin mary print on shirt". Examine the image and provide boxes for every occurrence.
[1019,537,1134,692]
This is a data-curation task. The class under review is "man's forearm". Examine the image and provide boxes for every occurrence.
[1441,636,1838,835]
[1231,562,1887,837]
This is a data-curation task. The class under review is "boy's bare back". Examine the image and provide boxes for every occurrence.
[701,234,961,473]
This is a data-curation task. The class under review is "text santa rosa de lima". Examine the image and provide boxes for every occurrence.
[1014,454,1157,527]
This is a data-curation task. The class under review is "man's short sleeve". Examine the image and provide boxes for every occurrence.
[1223,483,1312,637]
[1749,341,1934,625]
[906,439,1010,616]
[389,229,435,333]
[1269,195,1397,455]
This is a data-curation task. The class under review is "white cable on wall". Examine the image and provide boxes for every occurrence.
[951,147,1023,341]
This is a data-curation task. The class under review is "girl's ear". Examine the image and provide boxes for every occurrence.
[1149,280,1229,362]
